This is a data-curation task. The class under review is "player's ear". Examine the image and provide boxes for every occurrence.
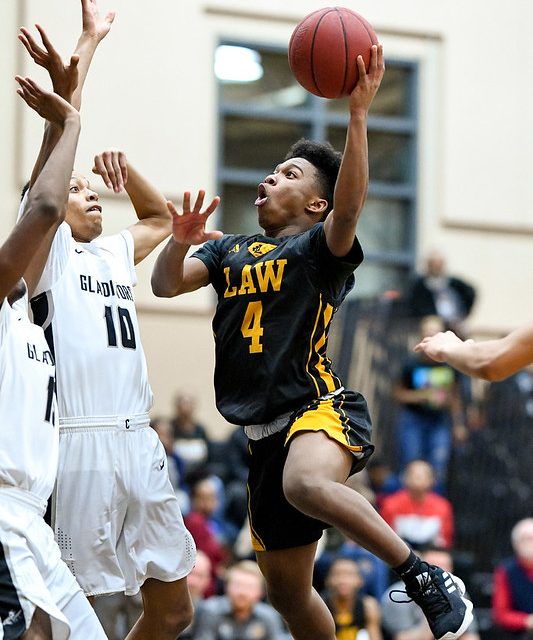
[305,197,328,217]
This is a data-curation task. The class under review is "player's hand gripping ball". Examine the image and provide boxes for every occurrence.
[288,6,379,99]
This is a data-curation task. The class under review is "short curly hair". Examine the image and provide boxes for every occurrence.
[284,138,342,218]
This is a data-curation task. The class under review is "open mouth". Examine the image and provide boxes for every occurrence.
[86,205,102,214]
[254,183,268,207]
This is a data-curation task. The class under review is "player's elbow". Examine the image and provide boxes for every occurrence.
[151,277,179,298]
[26,197,64,225]
[478,363,508,382]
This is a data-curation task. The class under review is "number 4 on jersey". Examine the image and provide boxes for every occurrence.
[241,301,263,353]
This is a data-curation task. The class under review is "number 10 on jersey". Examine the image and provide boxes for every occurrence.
[104,305,137,349]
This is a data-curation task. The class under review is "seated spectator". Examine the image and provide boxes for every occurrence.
[492,518,533,636]
[365,456,402,512]
[184,475,229,595]
[393,315,465,490]
[152,415,190,513]
[191,560,288,639]
[171,392,211,471]
[224,426,250,536]
[380,460,454,550]
[404,248,476,333]
[381,547,479,640]
[322,557,382,640]
[182,551,213,640]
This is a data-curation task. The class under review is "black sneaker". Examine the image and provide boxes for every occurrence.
[392,563,474,640]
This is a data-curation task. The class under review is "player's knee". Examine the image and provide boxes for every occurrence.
[159,603,193,638]
[283,471,326,513]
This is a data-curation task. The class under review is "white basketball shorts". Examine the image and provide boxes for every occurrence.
[0,486,106,639]
[54,414,196,596]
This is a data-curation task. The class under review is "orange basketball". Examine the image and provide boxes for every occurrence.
[288,6,378,99]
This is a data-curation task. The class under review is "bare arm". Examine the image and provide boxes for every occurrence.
[323,44,384,257]
[0,80,80,302]
[92,150,173,264]
[19,0,114,187]
[151,191,222,297]
[414,325,533,381]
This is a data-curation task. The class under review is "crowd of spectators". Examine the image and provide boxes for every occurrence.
[92,255,533,639]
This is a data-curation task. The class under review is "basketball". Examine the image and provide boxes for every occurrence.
[288,6,378,99]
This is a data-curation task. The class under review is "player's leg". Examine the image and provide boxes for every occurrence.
[283,430,473,640]
[256,542,336,640]
[283,430,410,564]
[22,607,52,640]
[125,577,192,640]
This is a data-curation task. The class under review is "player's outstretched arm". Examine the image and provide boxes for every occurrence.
[0,79,80,302]
[19,0,115,188]
[324,44,384,258]
[151,191,222,297]
[93,149,176,264]
[414,324,533,381]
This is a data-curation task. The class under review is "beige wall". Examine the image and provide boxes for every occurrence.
[2,0,532,435]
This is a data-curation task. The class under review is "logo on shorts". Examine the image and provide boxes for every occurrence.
[159,459,165,470]
[3,609,23,627]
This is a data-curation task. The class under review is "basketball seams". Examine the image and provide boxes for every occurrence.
[310,9,336,98]
[333,7,350,98]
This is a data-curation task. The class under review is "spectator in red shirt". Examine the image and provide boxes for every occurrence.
[380,460,454,549]
[184,476,228,595]
[493,518,533,635]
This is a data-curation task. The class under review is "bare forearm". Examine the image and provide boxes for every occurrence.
[28,116,81,216]
[442,332,533,381]
[333,111,369,224]
[125,164,170,225]
[70,34,99,111]
[151,238,190,297]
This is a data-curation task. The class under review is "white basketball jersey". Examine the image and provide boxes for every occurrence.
[31,223,153,422]
[0,294,58,500]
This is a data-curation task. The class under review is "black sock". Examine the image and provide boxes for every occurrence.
[393,550,422,584]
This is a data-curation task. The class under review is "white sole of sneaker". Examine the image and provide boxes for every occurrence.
[436,575,474,640]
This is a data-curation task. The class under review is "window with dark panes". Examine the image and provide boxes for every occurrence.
[216,43,417,297]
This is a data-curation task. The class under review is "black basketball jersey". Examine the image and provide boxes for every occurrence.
[193,223,363,425]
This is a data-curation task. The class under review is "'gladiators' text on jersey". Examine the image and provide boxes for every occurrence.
[193,223,363,425]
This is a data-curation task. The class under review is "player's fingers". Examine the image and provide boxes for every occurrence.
[193,190,206,213]
[35,24,57,55]
[102,152,119,191]
[19,27,46,58]
[167,200,179,217]
[69,54,80,69]
[93,155,113,190]
[369,44,378,71]
[18,33,39,61]
[377,43,385,70]
[204,196,221,216]
[356,54,367,78]
[183,191,191,214]
[118,152,128,186]
[110,152,123,192]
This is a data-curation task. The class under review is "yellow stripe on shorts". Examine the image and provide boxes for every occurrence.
[247,483,266,551]
[286,397,363,453]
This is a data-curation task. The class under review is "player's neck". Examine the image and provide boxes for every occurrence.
[261,221,313,239]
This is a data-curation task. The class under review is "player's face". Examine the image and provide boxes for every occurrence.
[255,158,325,233]
[66,172,103,242]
